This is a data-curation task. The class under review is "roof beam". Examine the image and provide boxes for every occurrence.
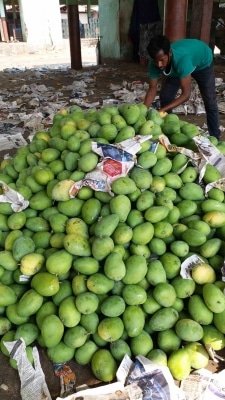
[59,1,98,5]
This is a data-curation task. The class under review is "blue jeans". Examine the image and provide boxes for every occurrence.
[160,63,220,138]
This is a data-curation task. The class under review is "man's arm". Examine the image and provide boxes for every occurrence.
[144,79,158,107]
[159,75,192,112]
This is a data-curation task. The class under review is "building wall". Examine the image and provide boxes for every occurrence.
[98,0,165,61]
[19,0,62,50]
[119,0,134,59]
[98,0,134,60]
[61,11,99,39]
[99,0,120,59]
[98,0,144,61]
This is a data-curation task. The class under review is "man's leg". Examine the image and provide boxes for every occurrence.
[160,77,180,109]
[192,64,220,138]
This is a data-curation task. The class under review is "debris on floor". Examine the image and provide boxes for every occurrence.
[1,64,225,152]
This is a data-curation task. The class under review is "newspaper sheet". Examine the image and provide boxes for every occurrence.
[159,134,225,190]
[180,369,225,400]
[69,136,151,197]
[56,355,180,400]
[4,339,51,400]
[0,180,29,211]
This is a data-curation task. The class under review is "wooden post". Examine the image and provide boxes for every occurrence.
[67,3,82,69]
[0,0,9,42]
[189,0,214,43]
[1,18,9,42]
[164,0,188,41]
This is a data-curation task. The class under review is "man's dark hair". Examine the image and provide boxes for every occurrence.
[147,35,171,59]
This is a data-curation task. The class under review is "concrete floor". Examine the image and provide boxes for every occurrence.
[0,39,97,70]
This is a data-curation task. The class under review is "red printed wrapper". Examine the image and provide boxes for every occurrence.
[69,135,152,197]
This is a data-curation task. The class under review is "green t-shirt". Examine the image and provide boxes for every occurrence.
[148,38,213,79]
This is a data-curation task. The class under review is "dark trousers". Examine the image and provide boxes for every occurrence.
[160,63,220,138]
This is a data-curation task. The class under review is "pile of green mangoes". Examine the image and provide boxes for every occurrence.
[1,103,225,382]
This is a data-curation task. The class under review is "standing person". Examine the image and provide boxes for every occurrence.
[129,0,162,64]
[144,35,220,139]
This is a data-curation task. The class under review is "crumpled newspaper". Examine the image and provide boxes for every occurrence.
[56,354,180,400]
[0,127,28,151]
[205,177,225,195]
[70,99,100,109]
[120,355,179,399]
[180,368,225,400]
[4,339,52,400]
[159,134,225,190]
[181,253,225,312]
[159,134,201,171]
[193,135,225,181]
[112,80,149,103]
[180,254,205,279]
[57,382,142,400]
[218,102,225,114]
[69,136,152,197]
[20,83,49,93]
[173,77,225,115]
[0,181,29,212]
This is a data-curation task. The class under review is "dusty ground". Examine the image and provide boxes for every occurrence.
[0,39,97,70]
[1,50,225,400]
[1,54,225,138]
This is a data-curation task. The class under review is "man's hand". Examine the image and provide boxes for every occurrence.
[160,75,192,112]
[144,79,158,107]
[158,110,167,117]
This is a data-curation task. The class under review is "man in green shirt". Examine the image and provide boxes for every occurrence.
[144,35,220,138]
